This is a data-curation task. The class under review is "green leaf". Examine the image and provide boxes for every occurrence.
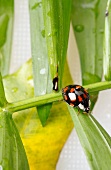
[0,72,7,107]
[0,0,14,76]
[62,60,73,86]
[71,5,111,168]
[90,115,111,148]
[0,111,29,169]
[29,0,52,96]
[29,0,72,125]
[71,0,107,110]
[103,0,111,80]
[42,0,72,89]
[0,14,9,47]
[29,0,52,126]
[71,0,107,85]
[3,59,73,170]
[68,106,111,170]
[4,59,34,103]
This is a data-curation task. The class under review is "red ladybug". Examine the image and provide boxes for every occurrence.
[62,85,90,113]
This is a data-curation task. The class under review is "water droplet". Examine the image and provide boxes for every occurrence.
[41,29,45,38]
[47,30,57,37]
[28,79,34,86]
[48,32,52,37]
[38,2,42,7]
[12,87,18,93]
[31,2,42,9]
[2,108,6,112]
[40,68,46,75]
[38,57,40,61]
[74,25,84,32]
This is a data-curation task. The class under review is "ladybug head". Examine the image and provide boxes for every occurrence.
[85,107,90,113]
[84,99,90,113]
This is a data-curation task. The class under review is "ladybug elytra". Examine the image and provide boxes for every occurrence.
[62,85,90,113]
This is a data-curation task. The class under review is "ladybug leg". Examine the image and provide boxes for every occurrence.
[82,109,90,116]
[83,111,88,115]
[88,110,91,115]
[85,88,89,91]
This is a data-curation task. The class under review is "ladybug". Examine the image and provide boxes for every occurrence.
[62,85,90,113]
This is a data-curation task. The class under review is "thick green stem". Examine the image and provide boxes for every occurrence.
[6,81,111,113]
[7,93,62,113]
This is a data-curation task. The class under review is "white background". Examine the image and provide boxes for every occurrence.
[11,0,111,169]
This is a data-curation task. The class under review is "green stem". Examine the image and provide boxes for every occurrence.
[84,81,111,92]
[7,92,62,113]
[6,81,111,113]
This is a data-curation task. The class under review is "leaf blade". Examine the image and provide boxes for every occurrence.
[103,0,111,80]
[42,0,72,89]
[3,59,74,170]
[29,0,52,126]
[71,0,107,85]
[68,106,111,170]
[0,72,7,107]
[71,0,107,110]
[29,0,72,125]
[0,0,14,75]
[0,111,29,169]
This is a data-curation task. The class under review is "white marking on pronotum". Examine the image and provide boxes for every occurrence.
[78,103,85,111]
[68,93,76,101]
